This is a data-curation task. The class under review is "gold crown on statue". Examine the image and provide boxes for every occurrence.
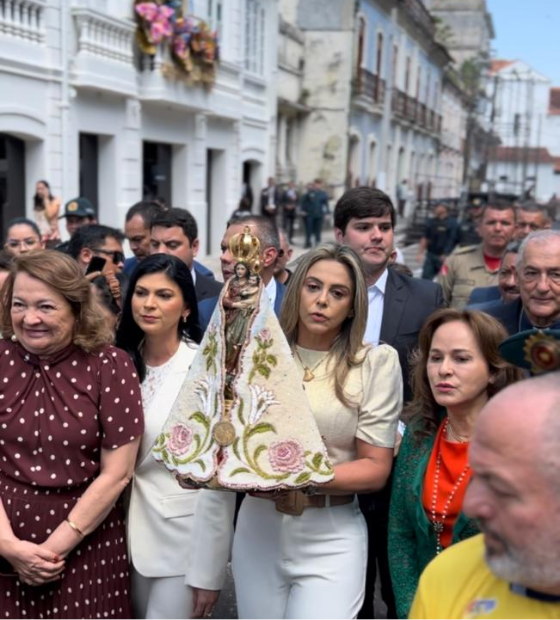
[229,225,262,273]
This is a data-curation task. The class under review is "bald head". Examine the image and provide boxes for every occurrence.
[465,373,560,593]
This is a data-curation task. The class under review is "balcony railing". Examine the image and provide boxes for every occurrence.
[354,67,385,105]
[0,0,45,43]
[391,91,441,134]
[74,9,135,66]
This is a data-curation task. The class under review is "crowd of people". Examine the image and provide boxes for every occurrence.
[0,184,559,620]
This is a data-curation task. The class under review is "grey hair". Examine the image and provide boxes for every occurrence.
[516,229,560,269]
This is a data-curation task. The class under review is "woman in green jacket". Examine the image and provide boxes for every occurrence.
[388,309,521,618]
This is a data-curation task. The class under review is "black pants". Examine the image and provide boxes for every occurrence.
[358,475,396,619]
[305,216,323,248]
[282,208,296,241]
[421,252,443,280]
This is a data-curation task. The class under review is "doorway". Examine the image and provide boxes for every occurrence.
[0,134,25,242]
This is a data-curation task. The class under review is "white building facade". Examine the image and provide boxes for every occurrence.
[485,59,560,202]
[0,0,278,255]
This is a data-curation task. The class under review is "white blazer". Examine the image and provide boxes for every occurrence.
[127,340,199,578]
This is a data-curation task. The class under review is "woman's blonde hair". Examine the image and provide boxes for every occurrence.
[0,250,113,351]
[405,308,523,440]
[280,242,369,408]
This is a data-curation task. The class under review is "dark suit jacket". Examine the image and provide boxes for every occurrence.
[483,298,524,335]
[380,269,444,404]
[468,285,501,305]
[197,280,285,332]
[195,271,223,303]
[360,270,444,517]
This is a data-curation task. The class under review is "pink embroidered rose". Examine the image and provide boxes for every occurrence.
[259,328,271,342]
[167,423,194,456]
[268,440,305,474]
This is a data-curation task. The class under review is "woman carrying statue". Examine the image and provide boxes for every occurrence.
[188,243,403,619]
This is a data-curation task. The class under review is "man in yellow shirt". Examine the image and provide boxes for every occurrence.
[411,372,560,619]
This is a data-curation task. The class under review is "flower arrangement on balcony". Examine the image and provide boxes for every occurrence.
[135,0,219,86]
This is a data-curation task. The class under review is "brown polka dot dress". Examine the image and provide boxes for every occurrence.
[0,340,144,619]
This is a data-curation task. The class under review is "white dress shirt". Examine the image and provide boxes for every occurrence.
[364,268,388,346]
[265,276,277,309]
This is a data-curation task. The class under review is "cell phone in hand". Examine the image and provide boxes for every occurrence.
[86,256,106,275]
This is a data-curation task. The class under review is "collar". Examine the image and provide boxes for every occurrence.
[190,267,197,286]
[368,268,388,295]
[510,583,560,603]
[265,277,277,307]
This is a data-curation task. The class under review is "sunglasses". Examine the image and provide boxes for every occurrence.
[93,248,125,264]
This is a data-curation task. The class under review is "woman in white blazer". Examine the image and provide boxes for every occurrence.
[116,254,203,619]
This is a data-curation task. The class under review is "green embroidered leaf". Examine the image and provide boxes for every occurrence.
[257,365,271,379]
[295,472,311,485]
[252,351,260,365]
[237,398,245,425]
[190,411,209,428]
[161,448,169,462]
[194,459,206,472]
[171,455,179,466]
[232,437,241,460]
[266,355,278,366]
[193,434,201,451]
[254,336,262,347]
[247,422,276,438]
[231,467,251,476]
[312,453,324,469]
[253,444,267,463]
[304,451,311,457]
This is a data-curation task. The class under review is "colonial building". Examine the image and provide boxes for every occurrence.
[424,0,494,67]
[485,59,560,202]
[277,0,452,206]
[0,0,278,254]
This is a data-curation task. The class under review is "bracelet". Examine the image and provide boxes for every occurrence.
[66,519,84,538]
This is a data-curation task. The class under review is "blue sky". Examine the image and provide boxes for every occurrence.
[487,0,560,85]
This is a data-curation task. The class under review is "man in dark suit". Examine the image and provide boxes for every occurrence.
[483,230,560,335]
[150,208,222,306]
[334,187,443,620]
[198,215,285,331]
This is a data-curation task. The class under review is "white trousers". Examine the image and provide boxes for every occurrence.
[232,495,368,619]
[131,566,193,619]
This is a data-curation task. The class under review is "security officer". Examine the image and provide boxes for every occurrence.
[55,197,97,253]
[416,203,458,280]
[439,202,516,308]
[455,200,483,247]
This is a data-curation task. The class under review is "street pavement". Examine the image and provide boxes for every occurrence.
[203,219,420,619]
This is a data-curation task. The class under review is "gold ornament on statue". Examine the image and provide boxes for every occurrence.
[228,226,262,274]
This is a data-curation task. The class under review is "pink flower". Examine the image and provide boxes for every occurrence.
[268,440,305,474]
[259,328,271,341]
[167,423,194,456]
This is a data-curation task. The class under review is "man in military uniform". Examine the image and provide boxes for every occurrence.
[416,203,457,280]
[455,200,483,247]
[439,202,516,308]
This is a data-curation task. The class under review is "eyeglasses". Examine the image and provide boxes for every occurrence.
[93,248,125,264]
[5,238,41,250]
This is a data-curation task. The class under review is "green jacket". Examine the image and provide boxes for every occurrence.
[388,420,479,619]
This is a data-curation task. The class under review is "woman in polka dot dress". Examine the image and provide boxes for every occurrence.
[0,251,144,619]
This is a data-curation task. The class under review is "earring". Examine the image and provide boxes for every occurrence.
[182,315,188,323]
[10,334,17,342]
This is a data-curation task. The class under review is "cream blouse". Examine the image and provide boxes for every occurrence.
[294,343,403,467]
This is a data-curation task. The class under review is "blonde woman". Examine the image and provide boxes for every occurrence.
[188,243,403,619]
